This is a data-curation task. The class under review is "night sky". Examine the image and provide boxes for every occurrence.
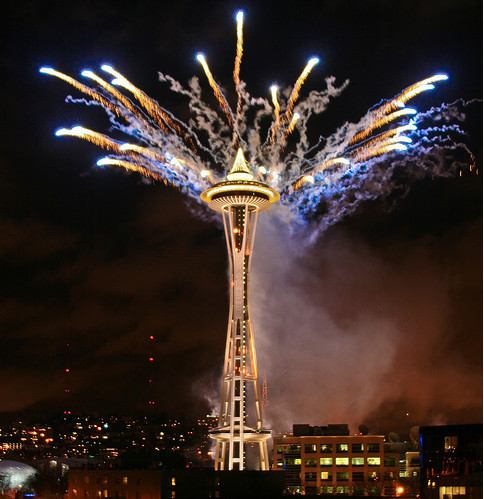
[1,0,482,437]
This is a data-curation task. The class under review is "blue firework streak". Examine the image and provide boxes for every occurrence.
[39,12,475,230]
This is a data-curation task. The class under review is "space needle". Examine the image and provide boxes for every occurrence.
[201,148,279,471]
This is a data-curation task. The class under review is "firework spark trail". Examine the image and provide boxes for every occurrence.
[103,65,201,155]
[268,57,320,143]
[39,67,122,116]
[55,126,124,151]
[283,57,320,121]
[196,54,236,133]
[41,14,476,233]
[97,158,166,183]
[233,10,244,140]
[81,70,149,125]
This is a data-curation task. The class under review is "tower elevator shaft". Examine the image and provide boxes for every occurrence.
[210,204,270,470]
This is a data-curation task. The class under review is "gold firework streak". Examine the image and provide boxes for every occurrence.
[270,85,281,143]
[119,143,166,163]
[39,67,121,117]
[383,74,448,113]
[361,124,417,150]
[196,54,235,130]
[201,169,215,184]
[270,57,319,140]
[292,174,315,191]
[294,158,350,189]
[283,58,319,123]
[316,157,350,173]
[233,11,244,118]
[97,158,172,185]
[353,142,407,164]
[100,65,171,134]
[102,65,198,152]
[81,70,149,124]
[55,126,124,151]
[350,108,417,145]
[282,113,300,144]
[270,85,280,123]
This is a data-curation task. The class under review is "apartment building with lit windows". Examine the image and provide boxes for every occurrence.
[272,424,400,496]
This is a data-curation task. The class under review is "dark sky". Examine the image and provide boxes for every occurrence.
[1,0,482,436]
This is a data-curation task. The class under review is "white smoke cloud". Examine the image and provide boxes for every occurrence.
[249,211,482,434]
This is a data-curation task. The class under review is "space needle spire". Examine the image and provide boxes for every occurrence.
[201,148,279,470]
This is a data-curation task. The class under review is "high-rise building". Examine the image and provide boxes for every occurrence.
[201,149,279,471]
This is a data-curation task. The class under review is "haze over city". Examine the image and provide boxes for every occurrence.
[1,0,481,441]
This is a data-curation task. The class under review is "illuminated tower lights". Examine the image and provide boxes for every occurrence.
[201,148,279,471]
[64,342,71,418]
[148,335,155,407]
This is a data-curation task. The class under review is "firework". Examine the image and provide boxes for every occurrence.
[40,13,473,230]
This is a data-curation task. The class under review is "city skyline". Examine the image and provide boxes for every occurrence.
[0,0,481,436]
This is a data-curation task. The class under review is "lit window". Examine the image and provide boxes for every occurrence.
[320,472,332,481]
[320,443,332,453]
[352,443,364,453]
[304,444,317,453]
[444,436,458,451]
[123,477,128,485]
[367,457,381,466]
[336,457,349,466]
[336,444,348,453]
[320,458,333,467]
[352,457,364,467]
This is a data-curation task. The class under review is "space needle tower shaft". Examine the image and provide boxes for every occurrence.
[201,149,278,470]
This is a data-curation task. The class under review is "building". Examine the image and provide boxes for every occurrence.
[420,424,482,499]
[201,149,279,471]
[272,424,400,496]
[68,469,285,499]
